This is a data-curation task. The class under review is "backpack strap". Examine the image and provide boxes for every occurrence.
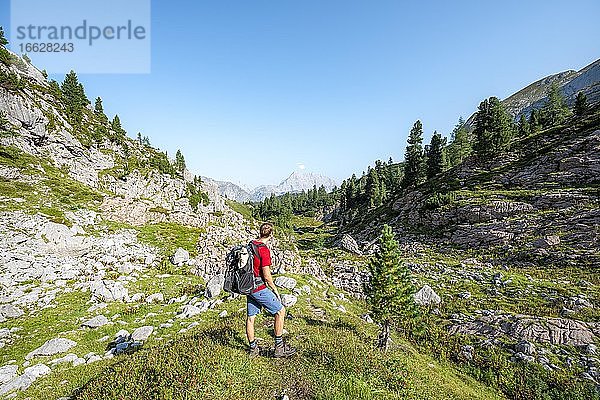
[249,242,266,286]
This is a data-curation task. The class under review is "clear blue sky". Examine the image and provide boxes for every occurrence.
[1,0,599,188]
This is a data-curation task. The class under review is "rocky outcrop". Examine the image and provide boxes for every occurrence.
[450,312,598,347]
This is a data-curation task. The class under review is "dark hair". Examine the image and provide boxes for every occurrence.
[260,222,274,238]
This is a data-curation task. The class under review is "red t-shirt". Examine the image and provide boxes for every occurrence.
[251,240,271,293]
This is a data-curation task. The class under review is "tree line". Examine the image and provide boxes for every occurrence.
[254,83,590,226]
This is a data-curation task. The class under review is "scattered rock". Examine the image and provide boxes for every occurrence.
[88,280,129,302]
[413,285,441,306]
[146,293,164,304]
[218,310,228,318]
[131,326,154,342]
[533,235,561,248]
[178,305,202,319]
[281,294,297,307]
[23,364,50,379]
[515,340,536,356]
[26,338,77,360]
[205,274,225,299]
[0,365,18,384]
[0,305,24,319]
[274,276,297,290]
[81,315,109,329]
[171,248,189,265]
[334,234,362,255]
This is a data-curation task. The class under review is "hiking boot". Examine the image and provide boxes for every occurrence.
[274,341,297,358]
[248,345,261,358]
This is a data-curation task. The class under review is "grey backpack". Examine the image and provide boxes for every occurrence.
[223,242,265,295]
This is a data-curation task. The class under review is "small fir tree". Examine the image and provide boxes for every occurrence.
[365,224,419,350]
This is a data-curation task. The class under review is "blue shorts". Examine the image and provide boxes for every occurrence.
[247,288,283,317]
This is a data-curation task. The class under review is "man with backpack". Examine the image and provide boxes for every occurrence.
[245,223,296,358]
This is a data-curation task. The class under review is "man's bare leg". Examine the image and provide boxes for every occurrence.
[246,315,256,343]
[274,306,285,336]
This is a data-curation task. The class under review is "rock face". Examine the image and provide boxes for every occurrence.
[334,234,362,255]
[413,285,441,306]
[26,338,77,360]
[385,126,600,268]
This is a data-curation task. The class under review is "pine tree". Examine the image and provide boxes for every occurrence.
[0,27,10,65]
[0,27,7,46]
[529,109,542,133]
[137,132,143,144]
[426,131,446,180]
[574,91,588,116]
[446,117,471,167]
[111,115,126,137]
[61,71,89,123]
[175,149,186,175]
[366,168,381,208]
[517,114,530,137]
[365,225,419,350]
[540,83,571,128]
[402,120,425,188]
[473,97,513,158]
[94,97,104,114]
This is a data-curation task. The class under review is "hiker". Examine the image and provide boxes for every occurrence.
[246,222,296,358]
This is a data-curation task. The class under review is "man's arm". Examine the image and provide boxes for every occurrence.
[261,265,280,299]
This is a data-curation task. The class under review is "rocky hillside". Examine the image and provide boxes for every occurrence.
[465,58,599,127]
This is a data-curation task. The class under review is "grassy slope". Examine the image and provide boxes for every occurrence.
[72,291,503,400]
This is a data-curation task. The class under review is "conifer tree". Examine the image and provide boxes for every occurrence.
[402,120,425,188]
[94,97,104,113]
[473,97,513,158]
[111,115,126,137]
[365,224,418,350]
[529,109,541,133]
[517,114,530,137]
[0,27,7,46]
[574,91,588,116]
[446,117,471,167]
[366,168,381,208]
[61,71,89,123]
[0,27,10,65]
[175,149,186,175]
[540,83,571,128]
[137,132,143,144]
[426,131,446,180]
